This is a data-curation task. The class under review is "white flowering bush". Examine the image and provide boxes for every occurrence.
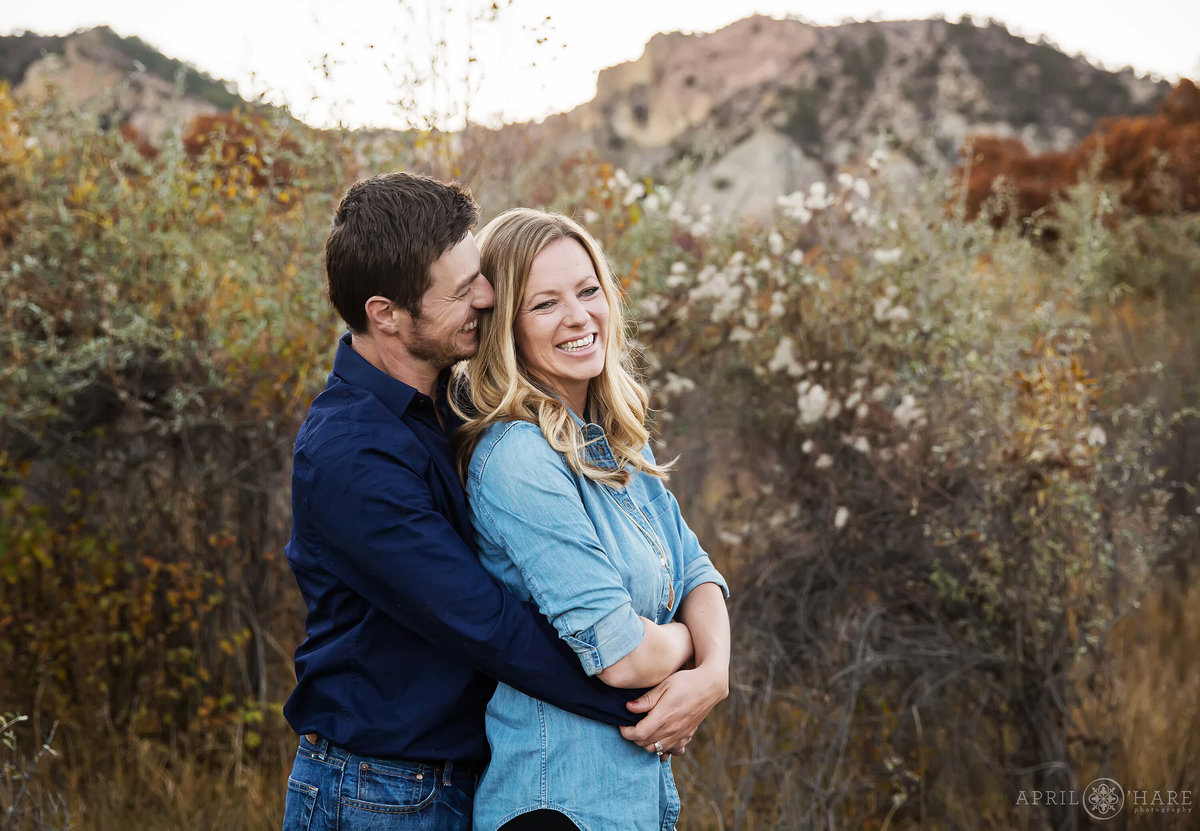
[554,159,1197,830]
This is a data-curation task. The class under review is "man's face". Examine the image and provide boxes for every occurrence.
[401,233,495,370]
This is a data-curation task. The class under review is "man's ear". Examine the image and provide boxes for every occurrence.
[364,296,406,335]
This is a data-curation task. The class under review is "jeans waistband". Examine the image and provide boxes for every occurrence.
[300,733,481,787]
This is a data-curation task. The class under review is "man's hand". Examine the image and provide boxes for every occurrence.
[619,662,728,756]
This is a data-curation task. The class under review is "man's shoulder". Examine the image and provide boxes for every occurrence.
[298,381,419,460]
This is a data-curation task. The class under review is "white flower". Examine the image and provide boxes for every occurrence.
[868,147,889,171]
[845,392,862,410]
[639,295,668,319]
[885,305,911,323]
[798,384,829,424]
[787,249,806,266]
[755,256,772,272]
[728,326,754,343]
[583,209,600,225]
[856,403,870,420]
[801,439,815,454]
[623,181,646,206]
[661,372,697,396]
[614,168,631,189]
[834,506,850,530]
[642,193,660,213]
[853,178,871,200]
[742,310,760,329]
[815,454,834,469]
[893,394,924,429]
[825,398,842,420]
[670,261,688,275]
[768,231,785,256]
[1087,425,1107,448]
[873,247,903,265]
[806,181,833,210]
[777,191,814,223]
[837,172,854,190]
[871,383,892,402]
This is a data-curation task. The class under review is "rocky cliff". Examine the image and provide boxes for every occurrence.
[531,15,1169,217]
[2,17,1171,218]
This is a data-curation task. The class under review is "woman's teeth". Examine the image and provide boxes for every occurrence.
[557,334,595,352]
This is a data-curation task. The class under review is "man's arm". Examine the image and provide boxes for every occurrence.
[301,438,642,726]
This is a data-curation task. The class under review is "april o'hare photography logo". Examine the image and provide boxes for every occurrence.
[1083,778,1124,822]
[1017,776,1193,820]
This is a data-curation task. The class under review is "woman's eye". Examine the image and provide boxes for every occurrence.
[580,286,601,298]
[532,300,554,311]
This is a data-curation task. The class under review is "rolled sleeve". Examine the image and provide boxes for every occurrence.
[682,555,729,599]
[562,606,645,676]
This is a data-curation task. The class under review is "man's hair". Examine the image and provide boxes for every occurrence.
[451,208,669,487]
[325,172,480,332]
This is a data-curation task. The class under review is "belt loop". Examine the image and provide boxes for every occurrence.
[442,760,454,787]
[305,733,329,760]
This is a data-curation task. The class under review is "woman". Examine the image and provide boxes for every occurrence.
[453,208,730,831]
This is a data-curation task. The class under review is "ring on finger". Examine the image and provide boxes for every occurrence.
[654,740,664,757]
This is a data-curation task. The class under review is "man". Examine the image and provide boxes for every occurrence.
[282,173,722,831]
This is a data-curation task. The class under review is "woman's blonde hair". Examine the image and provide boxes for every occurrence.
[452,208,667,487]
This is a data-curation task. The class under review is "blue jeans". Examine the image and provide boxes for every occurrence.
[283,735,477,830]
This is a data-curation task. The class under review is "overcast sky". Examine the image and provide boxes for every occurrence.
[6,0,1199,129]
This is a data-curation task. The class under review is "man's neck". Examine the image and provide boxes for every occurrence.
[350,332,439,398]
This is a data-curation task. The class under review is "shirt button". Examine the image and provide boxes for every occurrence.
[660,557,668,566]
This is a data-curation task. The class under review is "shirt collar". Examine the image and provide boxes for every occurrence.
[331,331,449,420]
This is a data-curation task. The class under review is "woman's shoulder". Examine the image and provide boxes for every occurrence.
[468,418,562,480]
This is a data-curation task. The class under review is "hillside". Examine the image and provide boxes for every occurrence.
[0,26,248,144]
[1,17,1172,219]
[524,15,1169,217]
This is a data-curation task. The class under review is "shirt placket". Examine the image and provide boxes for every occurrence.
[583,426,675,616]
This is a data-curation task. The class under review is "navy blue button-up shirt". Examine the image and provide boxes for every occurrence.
[283,333,640,763]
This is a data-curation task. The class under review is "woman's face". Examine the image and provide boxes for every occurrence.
[514,237,610,413]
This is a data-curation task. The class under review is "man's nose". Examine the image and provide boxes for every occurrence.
[472,275,495,309]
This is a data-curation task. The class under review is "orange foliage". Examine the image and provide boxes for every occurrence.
[181,112,299,190]
[957,79,1200,222]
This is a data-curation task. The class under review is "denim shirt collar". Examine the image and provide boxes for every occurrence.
[331,331,450,422]
[562,404,621,472]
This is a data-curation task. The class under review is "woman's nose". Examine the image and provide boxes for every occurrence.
[562,298,588,326]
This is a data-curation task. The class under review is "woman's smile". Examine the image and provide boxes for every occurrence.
[515,238,610,414]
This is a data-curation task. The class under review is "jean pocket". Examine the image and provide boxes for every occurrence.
[283,777,318,830]
[340,759,438,815]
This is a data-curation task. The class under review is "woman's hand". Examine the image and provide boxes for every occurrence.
[618,662,729,755]
[620,581,730,756]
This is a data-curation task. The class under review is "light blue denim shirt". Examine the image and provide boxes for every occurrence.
[465,415,728,831]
